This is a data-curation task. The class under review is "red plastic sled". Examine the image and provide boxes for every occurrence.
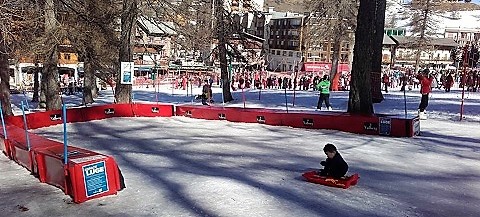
[302,171,359,189]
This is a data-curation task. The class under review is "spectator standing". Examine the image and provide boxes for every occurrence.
[315,75,332,111]
[418,69,434,120]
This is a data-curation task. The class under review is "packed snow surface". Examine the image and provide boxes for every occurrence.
[1,85,479,217]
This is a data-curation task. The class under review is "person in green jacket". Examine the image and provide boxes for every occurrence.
[315,75,332,111]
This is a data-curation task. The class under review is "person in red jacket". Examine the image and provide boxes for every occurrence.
[418,69,434,119]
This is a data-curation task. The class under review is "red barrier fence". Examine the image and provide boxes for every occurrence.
[1,103,173,203]
[1,102,416,205]
[176,105,419,137]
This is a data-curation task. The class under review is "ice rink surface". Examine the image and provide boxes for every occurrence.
[1,86,480,217]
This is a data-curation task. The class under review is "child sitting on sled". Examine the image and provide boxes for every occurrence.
[319,143,349,179]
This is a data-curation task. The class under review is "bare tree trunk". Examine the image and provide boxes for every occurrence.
[43,0,62,110]
[82,0,96,104]
[42,48,62,110]
[115,0,137,103]
[0,41,13,116]
[32,60,40,102]
[83,50,95,104]
[32,0,41,103]
[348,0,376,114]
[215,0,233,102]
[39,76,47,108]
[414,0,430,73]
[330,37,341,90]
[371,0,387,103]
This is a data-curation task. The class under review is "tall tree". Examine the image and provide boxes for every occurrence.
[42,0,62,110]
[0,0,42,115]
[371,0,387,103]
[215,0,233,102]
[0,34,12,116]
[116,0,137,103]
[306,0,358,89]
[348,0,386,114]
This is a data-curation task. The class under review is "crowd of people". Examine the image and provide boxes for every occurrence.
[381,68,480,93]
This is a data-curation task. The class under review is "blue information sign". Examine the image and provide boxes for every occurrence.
[82,161,109,197]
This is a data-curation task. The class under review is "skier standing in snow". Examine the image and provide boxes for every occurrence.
[418,69,434,119]
[319,143,348,178]
[315,75,332,111]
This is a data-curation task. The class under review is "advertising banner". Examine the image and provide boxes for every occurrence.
[120,62,134,85]
[82,161,109,197]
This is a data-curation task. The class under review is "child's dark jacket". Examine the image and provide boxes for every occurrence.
[321,152,348,178]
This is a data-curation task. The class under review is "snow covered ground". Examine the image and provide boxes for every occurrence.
[1,84,480,217]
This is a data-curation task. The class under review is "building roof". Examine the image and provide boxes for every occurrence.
[269,12,305,20]
[390,35,458,47]
[137,16,176,36]
[383,34,396,45]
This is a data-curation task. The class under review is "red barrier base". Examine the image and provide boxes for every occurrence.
[35,145,124,203]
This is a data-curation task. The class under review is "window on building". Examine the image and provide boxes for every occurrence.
[307,53,312,57]
[291,19,300,26]
[64,53,71,60]
[283,51,287,56]
[289,51,293,57]
[297,52,301,57]
[281,41,284,45]
[271,49,275,54]
[277,50,281,55]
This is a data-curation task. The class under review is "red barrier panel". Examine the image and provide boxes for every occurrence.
[177,106,417,137]
[4,124,65,172]
[1,138,9,157]
[26,110,64,129]
[82,104,134,121]
[237,108,284,125]
[66,107,88,124]
[68,153,123,203]
[132,103,174,117]
[0,128,7,156]
[35,145,123,203]
[176,105,229,121]
[380,115,420,137]
[5,115,24,128]
[8,140,31,170]
[277,111,381,136]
